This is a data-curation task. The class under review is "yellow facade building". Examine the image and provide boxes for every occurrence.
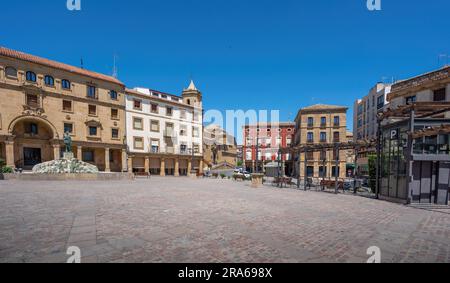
[294,104,348,179]
[0,47,127,171]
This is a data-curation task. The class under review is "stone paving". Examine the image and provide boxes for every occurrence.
[0,177,449,263]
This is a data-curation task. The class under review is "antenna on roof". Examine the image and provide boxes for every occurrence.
[80,57,84,69]
[112,53,118,79]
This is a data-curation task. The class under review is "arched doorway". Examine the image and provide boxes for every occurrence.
[9,116,59,170]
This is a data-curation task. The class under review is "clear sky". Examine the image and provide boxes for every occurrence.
[1,0,449,143]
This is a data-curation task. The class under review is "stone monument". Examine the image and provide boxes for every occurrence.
[32,132,99,174]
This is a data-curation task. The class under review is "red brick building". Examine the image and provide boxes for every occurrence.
[243,122,295,175]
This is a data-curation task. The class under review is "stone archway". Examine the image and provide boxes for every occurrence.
[8,115,60,169]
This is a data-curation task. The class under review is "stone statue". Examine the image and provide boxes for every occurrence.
[211,143,218,165]
[63,132,72,153]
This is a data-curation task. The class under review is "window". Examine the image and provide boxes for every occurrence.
[320,150,327,160]
[133,117,143,130]
[333,132,340,143]
[333,116,340,127]
[5,67,17,78]
[62,100,72,112]
[180,125,187,136]
[434,88,446,102]
[193,112,199,121]
[187,99,191,105]
[332,166,340,177]
[83,150,94,162]
[406,96,416,105]
[192,127,199,137]
[26,94,39,108]
[307,117,314,128]
[150,120,160,132]
[306,166,314,177]
[320,132,327,142]
[180,144,187,154]
[64,123,73,134]
[319,166,327,177]
[111,109,119,119]
[151,140,160,153]
[377,95,385,109]
[134,137,144,150]
[151,103,158,113]
[320,117,326,127]
[26,71,36,82]
[110,90,118,100]
[44,75,54,86]
[61,79,71,90]
[89,126,98,136]
[193,143,200,154]
[111,128,119,139]
[88,105,97,116]
[87,85,96,98]
[133,99,142,110]
[307,132,314,143]
[180,109,186,119]
[25,123,38,135]
[166,107,173,116]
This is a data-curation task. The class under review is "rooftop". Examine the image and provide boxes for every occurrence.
[0,46,124,86]
[301,104,348,111]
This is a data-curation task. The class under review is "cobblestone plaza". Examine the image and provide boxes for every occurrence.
[0,178,449,263]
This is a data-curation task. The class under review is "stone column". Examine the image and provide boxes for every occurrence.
[127,157,133,173]
[187,159,192,174]
[77,146,83,161]
[104,148,111,172]
[53,143,61,160]
[5,140,15,168]
[174,158,180,177]
[199,159,204,174]
[121,149,127,172]
[160,158,166,176]
[144,157,150,173]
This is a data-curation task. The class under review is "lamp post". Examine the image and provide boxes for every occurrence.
[255,129,259,174]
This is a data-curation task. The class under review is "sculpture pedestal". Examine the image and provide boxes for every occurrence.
[63,152,74,160]
[251,173,264,188]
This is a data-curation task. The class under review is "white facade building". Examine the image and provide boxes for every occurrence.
[353,82,392,141]
[125,81,204,176]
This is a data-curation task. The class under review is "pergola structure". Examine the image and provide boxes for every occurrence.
[374,102,450,204]
[278,102,450,200]
[281,140,375,194]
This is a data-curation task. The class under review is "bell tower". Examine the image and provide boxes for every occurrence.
[182,80,202,108]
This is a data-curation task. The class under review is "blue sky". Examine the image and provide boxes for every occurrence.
[1,0,449,143]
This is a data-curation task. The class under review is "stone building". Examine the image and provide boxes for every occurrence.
[353,83,391,178]
[293,104,348,179]
[243,122,295,175]
[0,46,127,171]
[203,124,237,169]
[125,81,203,176]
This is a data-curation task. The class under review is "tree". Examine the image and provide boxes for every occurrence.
[237,160,243,167]
[368,154,377,194]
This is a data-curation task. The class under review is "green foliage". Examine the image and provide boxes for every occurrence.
[368,154,377,193]
[220,173,226,179]
[1,166,13,174]
[237,160,243,167]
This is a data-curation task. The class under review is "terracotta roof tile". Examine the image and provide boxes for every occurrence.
[0,46,124,86]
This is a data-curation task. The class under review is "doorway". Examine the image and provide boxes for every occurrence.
[23,148,42,168]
